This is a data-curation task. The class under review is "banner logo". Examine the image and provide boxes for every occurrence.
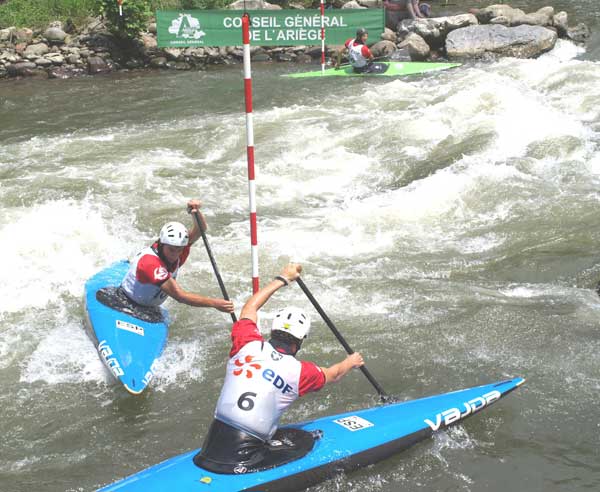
[168,13,206,41]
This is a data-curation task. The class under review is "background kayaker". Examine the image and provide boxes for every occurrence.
[120,199,235,313]
[384,0,431,30]
[335,27,375,73]
[196,262,364,471]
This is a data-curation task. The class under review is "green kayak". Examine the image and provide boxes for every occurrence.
[284,61,461,78]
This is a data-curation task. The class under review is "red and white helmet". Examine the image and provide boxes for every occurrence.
[272,307,311,340]
[159,222,189,247]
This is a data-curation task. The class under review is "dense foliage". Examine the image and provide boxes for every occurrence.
[97,0,151,39]
[0,0,96,29]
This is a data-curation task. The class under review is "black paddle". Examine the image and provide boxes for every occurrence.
[191,210,237,323]
[295,277,392,402]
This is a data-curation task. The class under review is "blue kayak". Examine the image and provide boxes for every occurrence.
[97,377,525,491]
[84,260,169,395]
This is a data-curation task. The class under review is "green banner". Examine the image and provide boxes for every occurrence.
[156,9,384,48]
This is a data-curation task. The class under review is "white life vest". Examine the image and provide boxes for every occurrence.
[215,340,303,441]
[120,246,181,306]
[347,39,368,68]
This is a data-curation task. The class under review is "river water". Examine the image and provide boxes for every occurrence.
[1,2,600,491]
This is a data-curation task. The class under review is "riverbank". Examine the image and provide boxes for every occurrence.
[0,3,591,81]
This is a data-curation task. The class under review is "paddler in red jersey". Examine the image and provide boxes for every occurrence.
[335,27,376,73]
[120,199,234,313]
[194,263,364,473]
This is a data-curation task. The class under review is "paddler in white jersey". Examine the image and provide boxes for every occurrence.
[195,263,364,473]
[335,27,375,73]
[120,199,234,313]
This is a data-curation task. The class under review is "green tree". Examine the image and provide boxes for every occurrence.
[98,0,150,40]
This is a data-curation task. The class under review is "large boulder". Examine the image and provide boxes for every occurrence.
[15,28,33,43]
[474,4,527,25]
[24,43,50,59]
[6,61,37,77]
[44,27,68,44]
[399,14,478,48]
[446,24,557,59]
[87,55,111,74]
[0,27,16,42]
[398,32,430,61]
[369,40,396,57]
[381,27,397,43]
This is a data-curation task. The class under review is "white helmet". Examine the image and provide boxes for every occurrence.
[272,307,311,340]
[159,222,189,247]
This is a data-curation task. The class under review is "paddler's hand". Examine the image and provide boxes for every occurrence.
[347,352,364,369]
[187,199,202,214]
[213,298,235,313]
[280,263,302,284]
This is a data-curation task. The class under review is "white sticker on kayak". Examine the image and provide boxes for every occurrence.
[333,416,374,432]
[116,319,145,336]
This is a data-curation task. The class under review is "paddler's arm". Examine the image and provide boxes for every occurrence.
[187,199,207,246]
[160,277,234,313]
[239,263,302,323]
[321,352,364,384]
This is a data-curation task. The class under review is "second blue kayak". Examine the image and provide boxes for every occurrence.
[84,260,169,395]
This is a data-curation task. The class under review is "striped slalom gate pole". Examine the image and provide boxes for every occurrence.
[320,0,326,75]
[242,13,260,294]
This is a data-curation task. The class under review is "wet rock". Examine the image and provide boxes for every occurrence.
[15,28,34,43]
[66,54,81,64]
[553,11,568,37]
[252,52,272,62]
[275,52,295,62]
[296,53,312,63]
[125,58,143,69]
[446,24,557,59]
[24,43,50,59]
[6,61,37,77]
[399,14,478,48]
[0,27,16,42]
[566,23,591,44]
[87,55,111,74]
[398,32,430,61]
[44,27,68,44]
[149,56,168,68]
[174,62,191,70]
[34,58,53,67]
[163,48,183,61]
[46,53,65,65]
[47,66,83,79]
[381,28,397,43]
[370,40,396,58]
[140,33,158,52]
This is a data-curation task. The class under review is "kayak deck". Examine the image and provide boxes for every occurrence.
[284,61,461,78]
[97,377,525,492]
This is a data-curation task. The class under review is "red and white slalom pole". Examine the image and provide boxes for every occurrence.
[117,0,123,17]
[320,0,326,74]
[242,13,259,294]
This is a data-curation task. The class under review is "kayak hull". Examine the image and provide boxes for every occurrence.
[284,61,461,78]
[97,377,525,491]
[84,260,169,395]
